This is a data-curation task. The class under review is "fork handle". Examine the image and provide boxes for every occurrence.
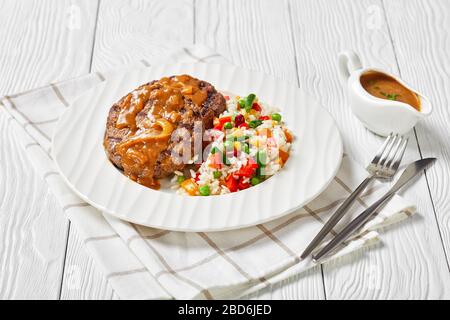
[300,175,374,259]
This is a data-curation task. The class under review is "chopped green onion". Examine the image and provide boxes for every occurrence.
[199,185,211,196]
[177,175,186,184]
[249,120,263,128]
[250,176,261,186]
[380,92,399,101]
[213,171,222,179]
[388,94,399,100]
[271,113,282,121]
[243,143,250,154]
[245,93,256,112]
[223,122,233,129]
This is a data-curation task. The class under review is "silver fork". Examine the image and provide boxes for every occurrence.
[300,133,409,259]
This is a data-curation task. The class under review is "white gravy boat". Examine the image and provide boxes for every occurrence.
[338,51,431,136]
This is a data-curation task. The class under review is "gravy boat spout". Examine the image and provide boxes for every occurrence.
[389,73,432,117]
[416,93,432,117]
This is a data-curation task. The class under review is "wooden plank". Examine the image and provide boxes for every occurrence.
[0,0,98,298]
[0,0,97,94]
[59,229,114,300]
[60,0,195,299]
[289,0,450,299]
[91,0,195,72]
[383,0,450,268]
[195,0,325,299]
[0,114,69,299]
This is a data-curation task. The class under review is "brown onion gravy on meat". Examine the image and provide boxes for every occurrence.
[114,75,208,189]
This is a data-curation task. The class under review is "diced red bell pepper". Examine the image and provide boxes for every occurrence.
[247,157,259,169]
[238,122,249,129]
[218,116,232,126]
[224,95,230,101]
[214,124,223,131]
[193,172,200,182]
[259,115,270,121]
[225,174,239,192]
[238,178,251,190]
[236,161,258,177]
[236,166,254,178]
[252,103,262,112]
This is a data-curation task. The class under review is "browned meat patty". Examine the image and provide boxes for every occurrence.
[103,75,226,188]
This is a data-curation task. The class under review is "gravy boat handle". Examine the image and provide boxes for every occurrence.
[338,51,363,82]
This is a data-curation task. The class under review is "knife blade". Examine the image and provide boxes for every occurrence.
[390,157,436,192]
[312,158,436,262]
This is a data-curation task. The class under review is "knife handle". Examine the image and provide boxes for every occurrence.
[300,176,374,259]
[312,191,395,262]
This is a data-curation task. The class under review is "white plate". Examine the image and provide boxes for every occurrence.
[52,63,342,232]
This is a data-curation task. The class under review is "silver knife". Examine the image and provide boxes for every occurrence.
[312,157,437,262]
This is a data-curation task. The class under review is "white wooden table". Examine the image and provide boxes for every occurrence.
[1,0,449,300]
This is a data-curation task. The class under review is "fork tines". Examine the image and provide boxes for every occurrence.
[370,133,409,176]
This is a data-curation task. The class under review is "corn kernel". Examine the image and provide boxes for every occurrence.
[233,129,243,137]
[250,137,259,147]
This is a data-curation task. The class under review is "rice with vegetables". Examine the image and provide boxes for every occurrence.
[173,93,293,196]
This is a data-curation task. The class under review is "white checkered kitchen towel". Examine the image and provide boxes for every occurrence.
[0,45,415,299]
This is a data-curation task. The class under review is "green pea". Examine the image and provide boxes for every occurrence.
[177,175,186,184]
[213,171,222,179]
[271,113,282,121]
[199,185,211,196]
[251,176,261,186]
[223,122,233,130]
